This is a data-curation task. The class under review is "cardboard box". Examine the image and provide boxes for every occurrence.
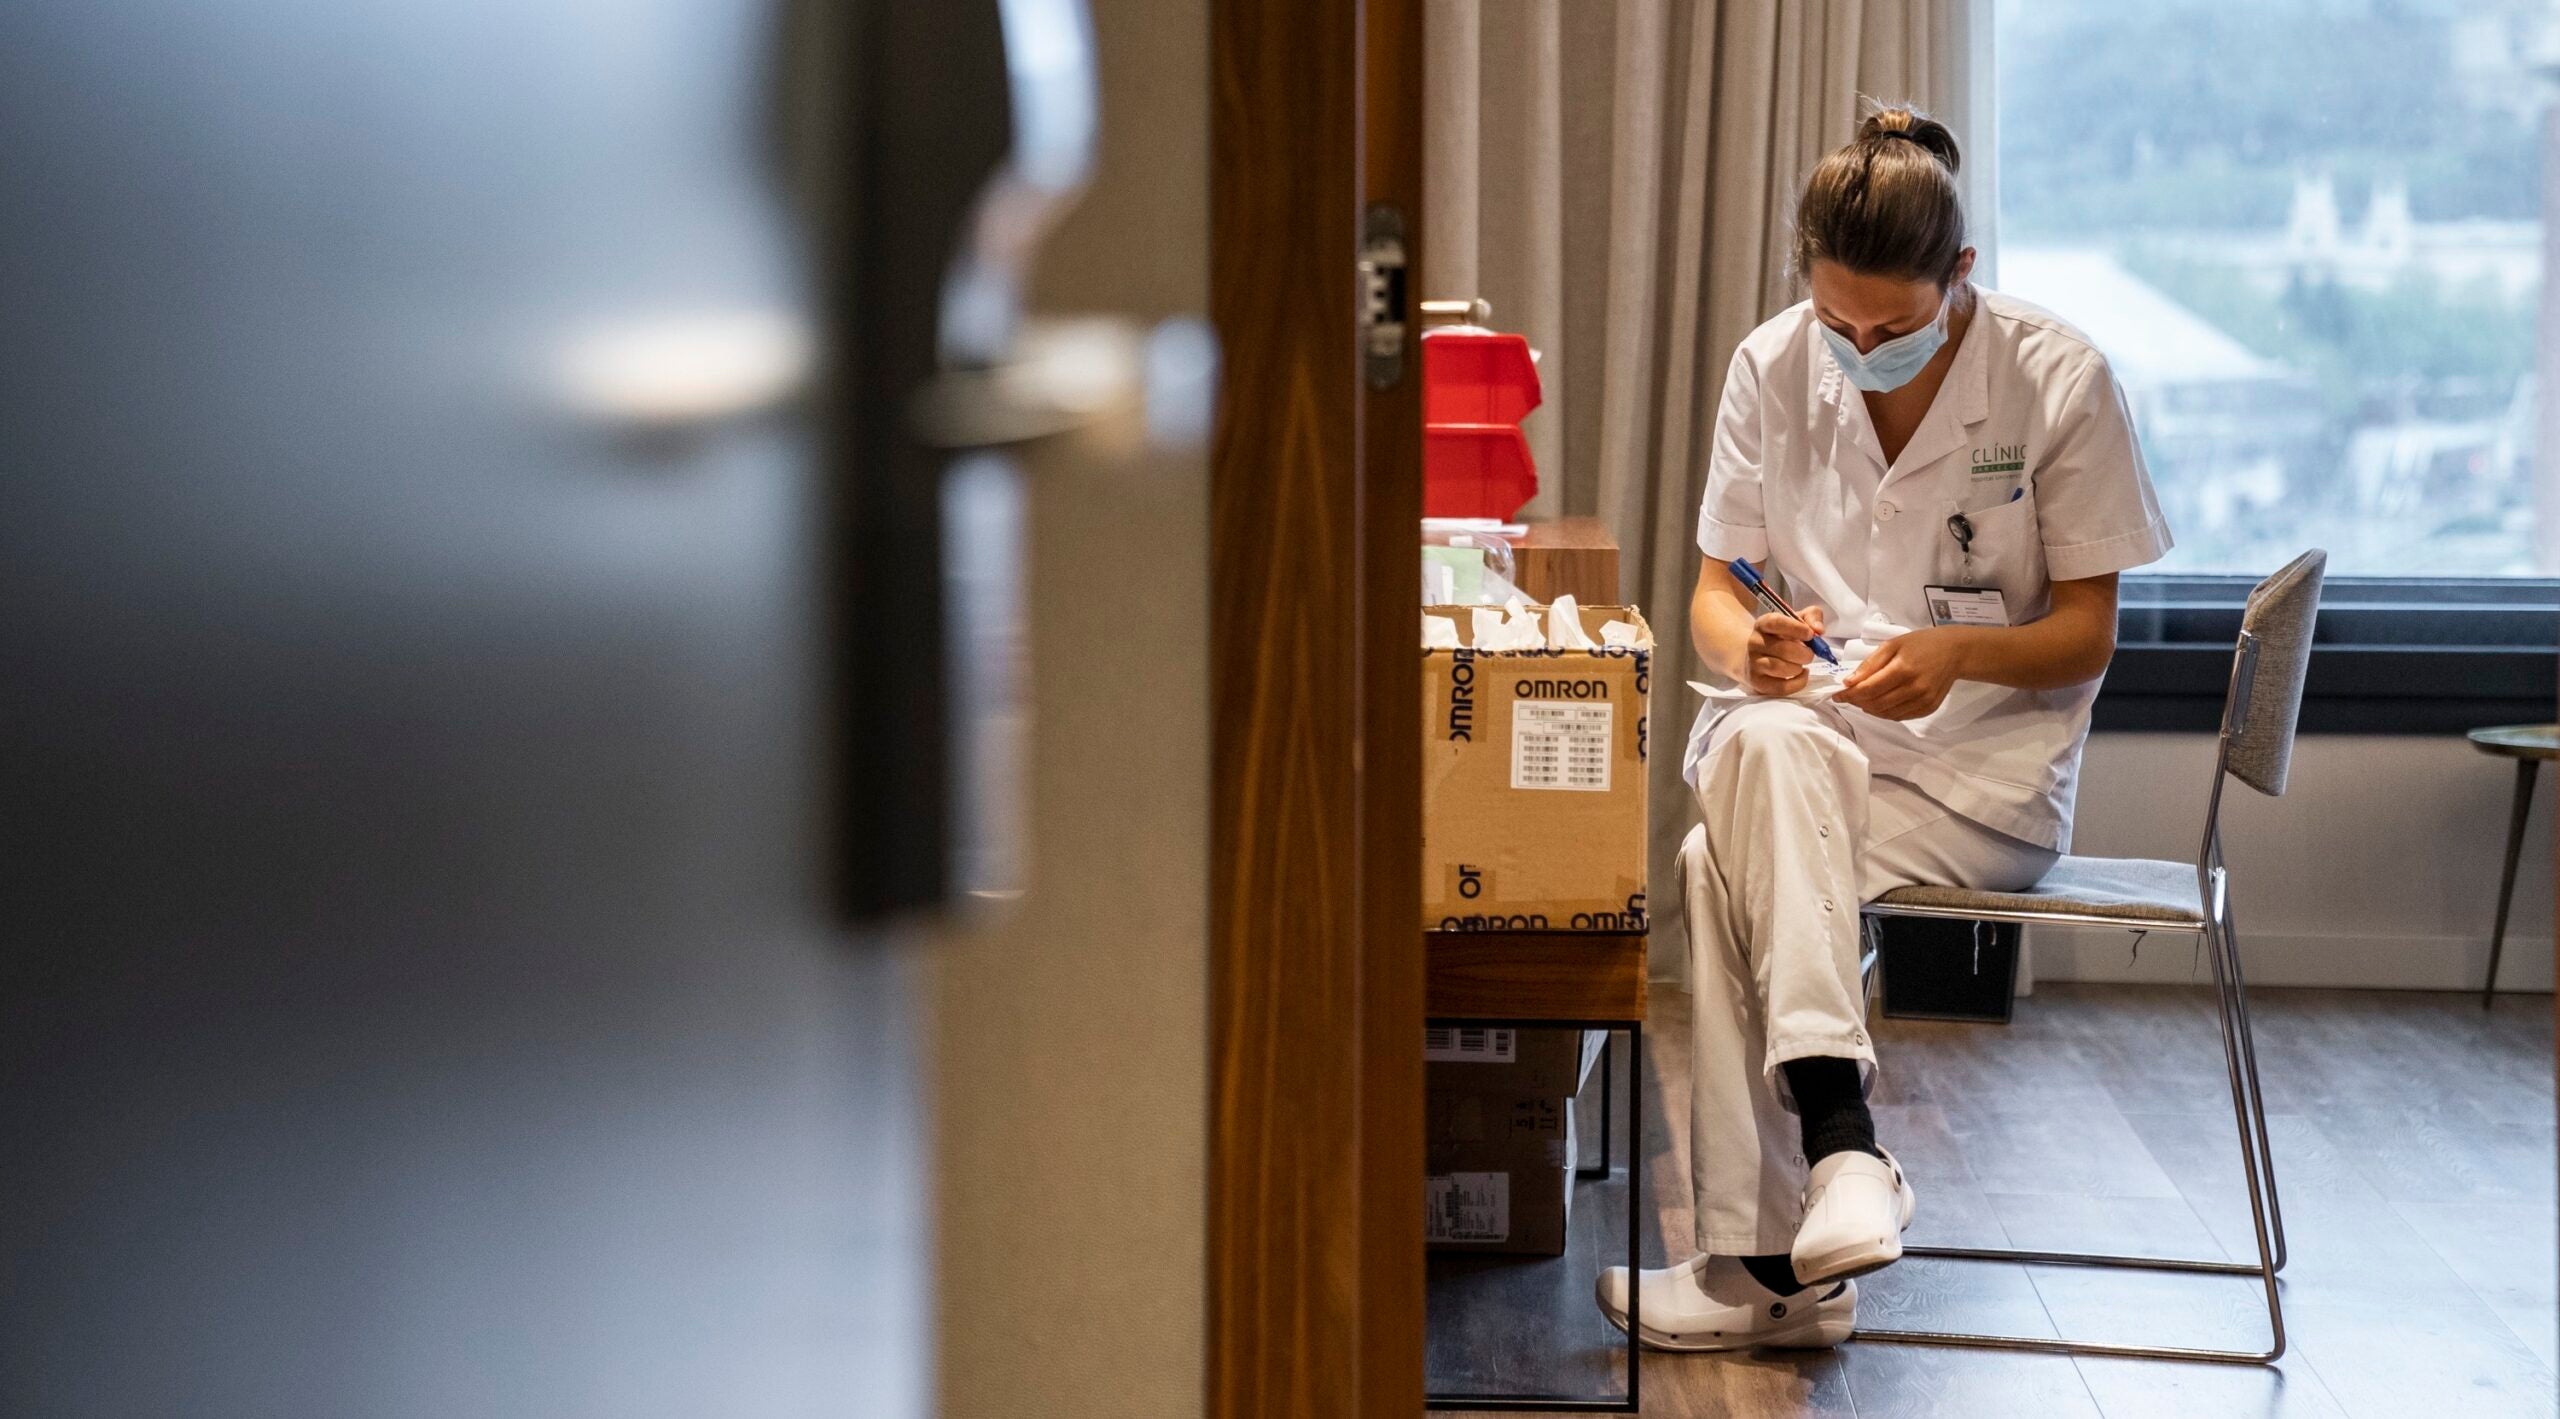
[1421,605,1652,932]
[1425,1088,1569,1149]
[1424,1025,1606,1099]
[1425,1108,1578,1255]
[1422,1033,1608,1255]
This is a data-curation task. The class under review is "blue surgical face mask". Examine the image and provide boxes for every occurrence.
[1819,289,1951,393]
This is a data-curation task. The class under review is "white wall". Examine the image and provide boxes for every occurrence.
[2031,733,2557,991]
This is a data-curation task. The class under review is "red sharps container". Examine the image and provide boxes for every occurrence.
[1421,327,1541,520]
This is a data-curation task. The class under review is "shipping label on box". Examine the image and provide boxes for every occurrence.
[1425,1172,1510,1245]
[1425,1109,1579,1254]
[1421,605,1652,932]
[1422,1026,1601,1098]
[1423,1025,1518,1065]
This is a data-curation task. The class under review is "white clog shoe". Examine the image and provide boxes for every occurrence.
[1790,1147,1917,1285]
[1595,1254,1856,1352]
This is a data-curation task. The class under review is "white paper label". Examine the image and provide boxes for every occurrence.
[1425,1172,1510,1243]
[1511,701,1613,791]
[1424,1026,1517,1063]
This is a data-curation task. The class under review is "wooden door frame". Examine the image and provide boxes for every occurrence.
[1208,0,1424,1414]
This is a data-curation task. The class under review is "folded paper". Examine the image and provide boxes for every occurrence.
[1545,595,1598,651]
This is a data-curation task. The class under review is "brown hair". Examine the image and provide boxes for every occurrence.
[1791,104,1966,286]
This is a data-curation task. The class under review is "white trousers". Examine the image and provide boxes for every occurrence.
[1683,698,2057,1256]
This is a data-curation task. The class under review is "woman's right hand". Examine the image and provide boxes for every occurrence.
[1743,606,1826,696]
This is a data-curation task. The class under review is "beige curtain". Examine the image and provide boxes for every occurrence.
[1425,0,1978,981]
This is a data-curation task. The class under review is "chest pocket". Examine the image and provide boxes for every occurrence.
[1935,485,2045,618]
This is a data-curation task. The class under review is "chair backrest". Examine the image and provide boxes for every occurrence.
[2219,549,2326,796]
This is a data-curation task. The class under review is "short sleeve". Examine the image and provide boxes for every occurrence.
[2036,353,2173,581]
[1696,346,1771,562]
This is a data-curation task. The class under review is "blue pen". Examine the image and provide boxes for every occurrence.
[1727,558,1841,666]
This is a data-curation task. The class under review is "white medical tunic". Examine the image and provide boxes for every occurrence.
[1685,286,2172,852]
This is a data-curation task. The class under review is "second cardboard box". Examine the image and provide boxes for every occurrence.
[1420,604,1653,933]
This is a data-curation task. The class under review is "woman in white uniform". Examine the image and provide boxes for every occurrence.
[1597,106,2171,1350]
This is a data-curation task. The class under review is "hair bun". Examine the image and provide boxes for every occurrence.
[1858,104,1961,176]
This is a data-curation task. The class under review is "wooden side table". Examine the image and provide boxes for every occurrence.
[2468,724,2557,1008]
[1428,931,1648,1023]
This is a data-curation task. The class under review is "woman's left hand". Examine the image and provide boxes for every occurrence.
[1837,627,1969,720]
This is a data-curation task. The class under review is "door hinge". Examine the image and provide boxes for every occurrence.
[1359,205,1408,390]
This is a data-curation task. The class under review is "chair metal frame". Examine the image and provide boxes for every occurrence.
[1853,629,2292,1365]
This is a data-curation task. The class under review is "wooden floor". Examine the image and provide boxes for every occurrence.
[1429,983,2557,1417]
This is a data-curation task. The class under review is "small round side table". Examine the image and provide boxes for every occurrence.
[2468,724,2558,1008]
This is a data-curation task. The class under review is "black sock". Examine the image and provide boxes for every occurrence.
[1782,1056,1881,1164]
[1739,1253,1803,1295]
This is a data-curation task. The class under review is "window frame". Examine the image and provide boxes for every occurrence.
[2097,574,2558,734]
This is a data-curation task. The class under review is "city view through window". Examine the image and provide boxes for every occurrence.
[1998,0,2553,578]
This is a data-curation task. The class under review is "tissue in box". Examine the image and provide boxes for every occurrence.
[1421,604,1651,933]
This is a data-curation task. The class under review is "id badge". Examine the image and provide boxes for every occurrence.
[1924,585,2009,627]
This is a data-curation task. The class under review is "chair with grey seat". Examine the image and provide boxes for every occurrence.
[1847,548,2326,1364]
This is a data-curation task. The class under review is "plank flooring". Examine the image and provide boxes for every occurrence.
[1428,984,2556,1416]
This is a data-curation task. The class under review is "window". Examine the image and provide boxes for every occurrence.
[1995,0,2557,730]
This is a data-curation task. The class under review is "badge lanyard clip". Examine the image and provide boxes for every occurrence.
[1947,511,1976,584]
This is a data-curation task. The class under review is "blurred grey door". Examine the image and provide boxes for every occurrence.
[0,3,1001,1415]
